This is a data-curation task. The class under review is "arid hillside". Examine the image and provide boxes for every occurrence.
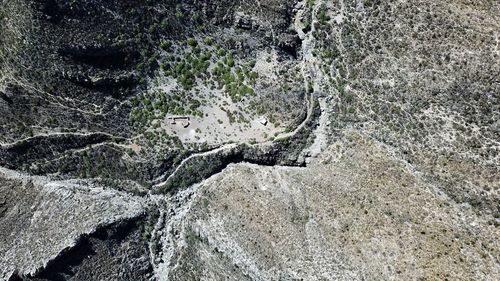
[0,0,498,280]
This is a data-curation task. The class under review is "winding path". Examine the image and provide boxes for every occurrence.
[152,143,238,188]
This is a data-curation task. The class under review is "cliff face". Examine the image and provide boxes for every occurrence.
[0,168,147,280]
[1,0,499,280]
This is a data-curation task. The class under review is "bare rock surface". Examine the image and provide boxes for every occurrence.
[0,168,146,280]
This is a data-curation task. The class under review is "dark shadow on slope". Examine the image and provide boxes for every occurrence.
[13,218,153,281]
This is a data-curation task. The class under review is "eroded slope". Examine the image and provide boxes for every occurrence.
[0,168,146,280]
[154,131,499,280]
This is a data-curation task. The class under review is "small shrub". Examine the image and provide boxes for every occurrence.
[187,38,197,47]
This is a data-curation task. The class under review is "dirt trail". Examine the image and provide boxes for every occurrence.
[152,143,238,188]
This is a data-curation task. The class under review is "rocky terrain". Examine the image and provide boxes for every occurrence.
[0,0,498,280]
[154,132,498,280]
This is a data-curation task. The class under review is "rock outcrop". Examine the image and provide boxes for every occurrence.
[0,168,146,280]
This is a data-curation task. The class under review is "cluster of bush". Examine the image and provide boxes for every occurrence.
[129,89,203,131]
[212,57,258,102]
[160,38,212,90]
[160,37,258,102]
